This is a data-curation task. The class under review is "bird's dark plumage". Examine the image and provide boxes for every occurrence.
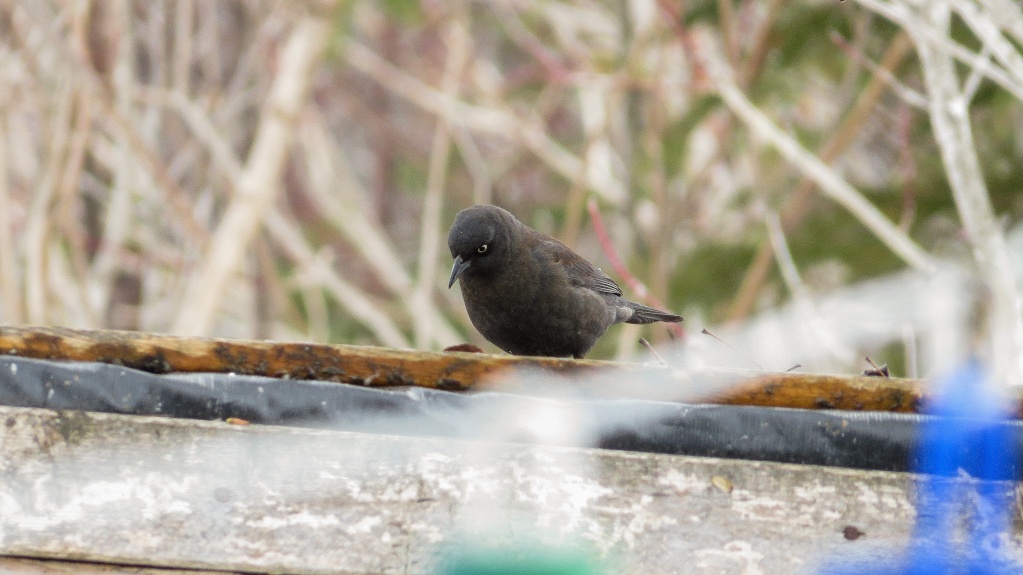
[446,204,683,358]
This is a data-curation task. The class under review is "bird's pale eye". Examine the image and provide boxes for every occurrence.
[477,244,488,254]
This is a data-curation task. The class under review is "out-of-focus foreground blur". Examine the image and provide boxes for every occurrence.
[0,0,1021,380]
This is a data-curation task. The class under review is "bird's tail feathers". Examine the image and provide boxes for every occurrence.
[625,301,683,325]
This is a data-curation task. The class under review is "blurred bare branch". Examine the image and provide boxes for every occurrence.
[265,210,410,348]
[173,10,334,335]
[907,2,1023,385]
[344,41,626,203]
[0,0,1018,375]
[766,210,853,367]
[413,16,468,349]
[856,0,1023,102]
[702,31,938,274]
[728,32,917,322]
[23,79,73,325]
[297,115,463,348]
[0,113,19,324]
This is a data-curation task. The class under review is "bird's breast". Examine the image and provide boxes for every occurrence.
[457,264,616,357]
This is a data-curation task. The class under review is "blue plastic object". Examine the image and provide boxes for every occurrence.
[824,362,1022,574]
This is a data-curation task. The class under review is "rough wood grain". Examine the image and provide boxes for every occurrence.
[0,325,934,413]
[1,405,985,575]
[706,371,925,412]
[0,325,599,390]
[0,556,242,574]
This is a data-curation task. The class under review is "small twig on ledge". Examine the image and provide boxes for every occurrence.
[702,328,764,370]
[587,199,685,339]
[864,356,891,378]
[639,338,667,366]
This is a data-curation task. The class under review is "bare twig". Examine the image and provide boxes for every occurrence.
[587,199,685,339]
[701,33,938,274]
[344,41,626,202]
[69,1,210,245]
[148,89,243,182]
[638,337,667,365]
[855,0,1023,102]
[978,0,1023,49]
[737,0,785,89]
[48,238,96,328]
[173,13,334,335]
[896,103,917,232]
[172,0,195,95]
[953,0,1023,91]
[962,43,993,104]
[0,113,20,323]
[830,31,927,109]
[909,3,1023,385]
[764,211,807,302]
[728,32,916,321]
[265,210,410,349]
[766,210,852,365]
[413,17,468,349]
[450,125,492,205]
[701,328,763,370]
[24,79,74,324]
[902,323,918,379]
[716,0,738,68]
[298,115,463,347]
[84,1,135,326]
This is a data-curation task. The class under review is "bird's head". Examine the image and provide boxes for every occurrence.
[446,205,514,288]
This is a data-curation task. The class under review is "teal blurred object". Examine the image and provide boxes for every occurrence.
[436,547,601,575]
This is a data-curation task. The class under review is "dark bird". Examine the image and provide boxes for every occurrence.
[447,204,683,359]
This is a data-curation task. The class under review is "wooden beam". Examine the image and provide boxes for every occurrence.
[0,557,240,575]
[0,405,967,574]
[0,325,932,413]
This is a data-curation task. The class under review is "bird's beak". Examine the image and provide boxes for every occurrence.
[448,255,471,288]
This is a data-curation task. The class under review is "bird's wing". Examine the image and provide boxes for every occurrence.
[539,239,623,296]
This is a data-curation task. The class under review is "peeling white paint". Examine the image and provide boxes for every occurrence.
[856,482,881,505]
[731,493,789,522]
[0,491,22,536]
[0,406,955,575]
[15,474,197,531]
[249,510,342,529]
[657,468,704,493]
[346,516,382,534]
[794,483,837,500]
[694,540,766,575]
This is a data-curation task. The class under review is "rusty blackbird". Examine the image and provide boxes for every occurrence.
[447,204,683,359]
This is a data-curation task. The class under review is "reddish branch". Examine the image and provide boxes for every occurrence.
[587,199,686,340]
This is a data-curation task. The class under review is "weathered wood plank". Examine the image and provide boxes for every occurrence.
[0,556,242,574]
[1,405,998,575]
[0,325,601,389]
[0,325,933,413]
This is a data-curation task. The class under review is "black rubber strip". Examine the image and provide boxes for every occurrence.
[1,355,1019,473]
